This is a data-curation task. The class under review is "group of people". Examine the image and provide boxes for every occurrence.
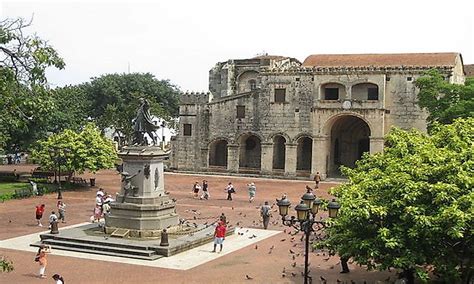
[35,201,66,228]
[191,180,259,203]
[93,188,114,223]
[5,152,25,164]
[192,180,210,200]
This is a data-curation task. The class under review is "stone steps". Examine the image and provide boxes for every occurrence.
[31,237,163,260]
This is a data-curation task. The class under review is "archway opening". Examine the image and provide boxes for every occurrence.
[296,136,312,171]
[330,115,370,175]
[272,135,286,170]
[209,140,228,167]
[239,135,261,169]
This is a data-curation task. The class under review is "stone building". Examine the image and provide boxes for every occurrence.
[170,53,466,179]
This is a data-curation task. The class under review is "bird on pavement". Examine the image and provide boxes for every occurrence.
[245,275,253,280]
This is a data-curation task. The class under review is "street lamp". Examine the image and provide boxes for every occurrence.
[49,147,70,199]
[277,190,340,284]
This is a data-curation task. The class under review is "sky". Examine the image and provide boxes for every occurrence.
[2,0,473,91]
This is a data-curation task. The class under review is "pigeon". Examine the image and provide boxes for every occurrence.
[281,273,286,278]
[292,255,296,260]
[337,280,342,283]
[103,236,109,240]
[254,245,258,250]
[280,238,286,242]
[270,245,274,250]
[245,275,253,280]
[282,267,286,273]
[291,262,296,267]
[289,249,295,254]
[232,207,234,210]
[291,272,297,277]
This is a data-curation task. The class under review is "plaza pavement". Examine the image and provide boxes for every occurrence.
[0,165,395,283]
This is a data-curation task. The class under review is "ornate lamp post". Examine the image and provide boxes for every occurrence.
[277,189,340,284]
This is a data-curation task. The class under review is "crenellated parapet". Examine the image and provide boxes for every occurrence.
[180,91,212,105]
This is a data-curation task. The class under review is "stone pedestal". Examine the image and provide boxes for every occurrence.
[105,146,179,237]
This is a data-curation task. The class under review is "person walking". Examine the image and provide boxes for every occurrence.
[57,201,66,223]
[35,204,45,227]
[313,171,321,189]
[35,244,51,278]
[225,182,235,201]
[200,180,210,200]
[212,221,227,253]
[260,201,271,229]
[340,256,350,273]
[247,182,256,203]
[192,181,201,198]
[52,274,65,284]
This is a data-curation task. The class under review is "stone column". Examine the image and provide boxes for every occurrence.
[227,144,239,173]
[200,148,209,171]
[260,142,273,175]
[369,137,385,154]
[284,143,297,177]
[312,136,329,180]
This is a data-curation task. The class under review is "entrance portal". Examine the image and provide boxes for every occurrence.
[272,135,286,170]
[239,135,262,169]
[329,115,370,175]
[209,140,228,167]
[296,136,312,171]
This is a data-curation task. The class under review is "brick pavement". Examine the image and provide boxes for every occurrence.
[0,166,395,283]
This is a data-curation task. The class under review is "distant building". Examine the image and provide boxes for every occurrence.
[171,52,466,179]
[464,64,474,78]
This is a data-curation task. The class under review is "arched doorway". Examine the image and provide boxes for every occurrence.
[209,140,228,167]
[239,134,261,169]
[296,136,312,171]
[272,135,286,170]
[330,115,370,175]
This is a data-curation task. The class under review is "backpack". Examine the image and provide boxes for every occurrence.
[34,254,40,262]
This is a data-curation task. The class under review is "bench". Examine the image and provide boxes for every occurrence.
[0,171,19,182]
[14,188,32,199]
[71,177,88,186]
[32,171,55,181]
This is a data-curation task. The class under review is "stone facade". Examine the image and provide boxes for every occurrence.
[171,53,466,179]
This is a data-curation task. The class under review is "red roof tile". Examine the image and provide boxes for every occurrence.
[302,53,459,68]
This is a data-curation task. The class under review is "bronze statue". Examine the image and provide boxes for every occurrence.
[132,98,159,146]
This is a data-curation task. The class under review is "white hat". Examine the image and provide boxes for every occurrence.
[249,182,255,186]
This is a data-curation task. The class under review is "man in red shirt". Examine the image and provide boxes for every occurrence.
[36,204,45,227]
[212,221,227,253]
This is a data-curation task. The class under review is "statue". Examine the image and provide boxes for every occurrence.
[132,98,159,146]
[121,170,141,202]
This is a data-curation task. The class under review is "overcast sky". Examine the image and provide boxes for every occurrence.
[2,0,473,91]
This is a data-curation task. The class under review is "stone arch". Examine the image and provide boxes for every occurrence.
[235,132,265,144]
[267,132,291,143]
[272,135,286,170]
[351,82,379,101]
[208,138,229,167]
[296,135,312,171]
[320,82,346,100]
[238,133,262,169]
[237,70,259,93]
[292,132,313,144]
[325,114,371,175]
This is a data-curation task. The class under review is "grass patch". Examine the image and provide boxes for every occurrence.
[0,182,29,195]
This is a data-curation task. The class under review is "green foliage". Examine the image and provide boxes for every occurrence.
[82,73,180,140]
[31,123,118,174]
[0,18,65,151]
[0,256,13,272]
[323,118,473,283]
[415,69,474,129]
[48,85,91,132]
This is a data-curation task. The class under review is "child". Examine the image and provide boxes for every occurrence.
[192,182,201,198]
[212,221,227,253]
[35,204,45,227]
[36,244,51,278]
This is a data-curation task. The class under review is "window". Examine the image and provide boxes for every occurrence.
[407,77,413,81]
[367,87,379,100]
[249,80,257,90]
[183,124,192,136]
[236,105,245,119]
[324,88,339,100]
[274,88,286,103]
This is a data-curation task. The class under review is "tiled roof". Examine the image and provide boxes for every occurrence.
[302,53,459,68]
[464,64,474,77]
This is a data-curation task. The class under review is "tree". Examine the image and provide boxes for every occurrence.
[82,73,180,141]
[0,17,65,151]
[31,123,118,176]
[48,85,91,132]
[322,118,473,283]
[0,256,13,273]
[415,69,474,129]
